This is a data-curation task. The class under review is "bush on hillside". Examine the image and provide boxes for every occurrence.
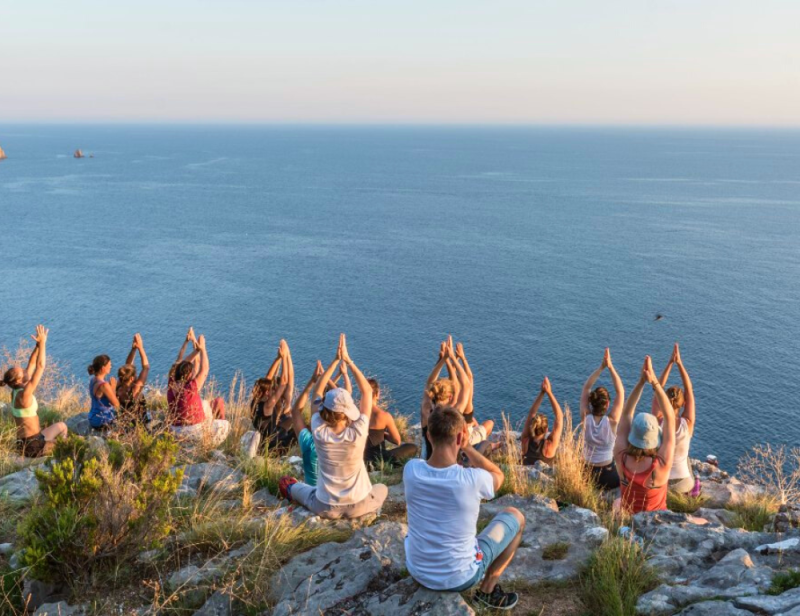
[18,431,183,588]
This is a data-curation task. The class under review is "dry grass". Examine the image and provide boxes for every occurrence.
[727,493,780,532]
[738,443,800,506]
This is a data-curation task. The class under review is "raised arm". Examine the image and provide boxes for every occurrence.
[340,361,353,394]
[581,353,606,421]
[312,346,342,414]
[606,350,625,426]
[542,377,564,457]
[674,343,695,431]
[292,362,322,437]
[194,335,210,391]
[124,337,137,368]
[281,340,295,411]
[175,327,194,363]
[133,334,150,393]
[265,349,282,380]
[448,344,472,413]
[651,350,674,415]
[649,359,677,472]
[20,326,48,406]
[339,334,373,419]
[521,386,545,456]
[614,359,648,459]
[456,342,475,415]
[24,344,40,381]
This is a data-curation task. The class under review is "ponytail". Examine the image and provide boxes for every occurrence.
[88,355,111,376]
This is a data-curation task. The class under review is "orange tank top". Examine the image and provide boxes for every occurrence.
[620,454,668,514]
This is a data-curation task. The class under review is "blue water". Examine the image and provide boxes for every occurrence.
[1,125,799,468]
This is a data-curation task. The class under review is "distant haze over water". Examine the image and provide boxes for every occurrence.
[1,125,799,468]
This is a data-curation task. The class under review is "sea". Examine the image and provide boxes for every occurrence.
[1,125,799,468]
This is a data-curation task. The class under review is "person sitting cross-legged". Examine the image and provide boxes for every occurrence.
[404,406,525,611]
[279,334,388,519]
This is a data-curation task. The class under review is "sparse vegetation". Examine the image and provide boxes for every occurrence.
[767,569,800,596]
[542,541,570,561]
[667,491,709,514]
[579,536,658,616]
[738,443,800,505]
[727,494,780,532]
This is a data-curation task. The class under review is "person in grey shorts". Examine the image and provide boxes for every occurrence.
[404,406,525,610]
[280,334,387,519]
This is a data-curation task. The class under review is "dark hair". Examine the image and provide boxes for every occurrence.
[1,367,23,388]
[118,364,136,385]
[666,386,685,411]
[174,360,194,384]
[427,406,465,446]
[368,378,380,399]
[588,387,610,416]
[88,355,111,376]
[252,377,272,399]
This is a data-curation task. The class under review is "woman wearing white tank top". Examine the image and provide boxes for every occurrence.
[580,348,625,491]
[651,343,697,495]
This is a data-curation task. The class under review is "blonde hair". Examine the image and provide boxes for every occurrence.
[626,444,659,460]
[427,379,454,406]
[666,386,685,411]
[529,414,548,438]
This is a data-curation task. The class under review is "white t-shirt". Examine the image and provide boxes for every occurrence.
[311,412,372,506]
[670,418,693,480]
[583,415,616,465]
[403,459,495,590]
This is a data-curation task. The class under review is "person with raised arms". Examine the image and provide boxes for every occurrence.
[2,326,68,457]
[455,342,495,454]
[250,343,289,452]
[404,405,525,610]
[116,333,152,429]
[520,376,564,466]
[279,334,387,519]
[651,343,698,495]
[614,356,676,513]
[167,330,229,447]
[420,339,471,460]
[580,348,625,490]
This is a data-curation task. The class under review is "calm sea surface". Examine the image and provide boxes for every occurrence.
[1,125,799,468]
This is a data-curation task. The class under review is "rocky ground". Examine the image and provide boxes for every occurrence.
[3,415,800,615]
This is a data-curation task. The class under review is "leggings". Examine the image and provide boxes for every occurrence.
[366,442,419,468]
[590,462,621,491]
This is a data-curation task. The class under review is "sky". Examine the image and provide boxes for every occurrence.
[1,1,799,125]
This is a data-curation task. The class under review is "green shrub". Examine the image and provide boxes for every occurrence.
[580,537,658,616]
[768,569,800,595]
[0,564,24,614]
[18,431,183,587]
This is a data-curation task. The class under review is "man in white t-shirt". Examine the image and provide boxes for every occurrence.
[404,406,525,611]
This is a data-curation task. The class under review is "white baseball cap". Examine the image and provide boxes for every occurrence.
[322,388,360,421]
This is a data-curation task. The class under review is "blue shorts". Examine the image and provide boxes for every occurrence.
[446,511,522,593]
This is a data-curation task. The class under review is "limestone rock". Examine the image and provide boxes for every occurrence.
[34,602,84,616]
[755,537,800,555]
[480,494,606,583]
[178,463,244,497]
[675,601,752,615]
[239,431,261,460]
[734,587,800,614]
[332,576,475,615]
[250,488,280,509]
[168,564,224,591]
[193,591,233,616]
[0,467,39,503]
[701,477,762,509]
[773,503,800,533]
[0,542,13,555]
[65,412,91,437]
[22,579,67,612]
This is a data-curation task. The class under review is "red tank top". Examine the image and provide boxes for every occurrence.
[620,454,668,513]
[167,377,204,426]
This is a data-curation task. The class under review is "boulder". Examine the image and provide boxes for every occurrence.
[701,477,763,509]
[22,579,67,612]
[239,431,261,460]
[65,412,91,437]
[331,576,475,615]
[479,494,607,583]
[755,537,800,555]
[0,467,39,503]
[178,463,244,497]
[773,503,800,533]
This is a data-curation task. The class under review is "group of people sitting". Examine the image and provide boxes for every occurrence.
[1,326,697,611]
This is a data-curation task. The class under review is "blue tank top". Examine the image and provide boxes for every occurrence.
[88,376,116,428]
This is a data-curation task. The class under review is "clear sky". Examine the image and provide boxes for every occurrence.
[2,0,799,125]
